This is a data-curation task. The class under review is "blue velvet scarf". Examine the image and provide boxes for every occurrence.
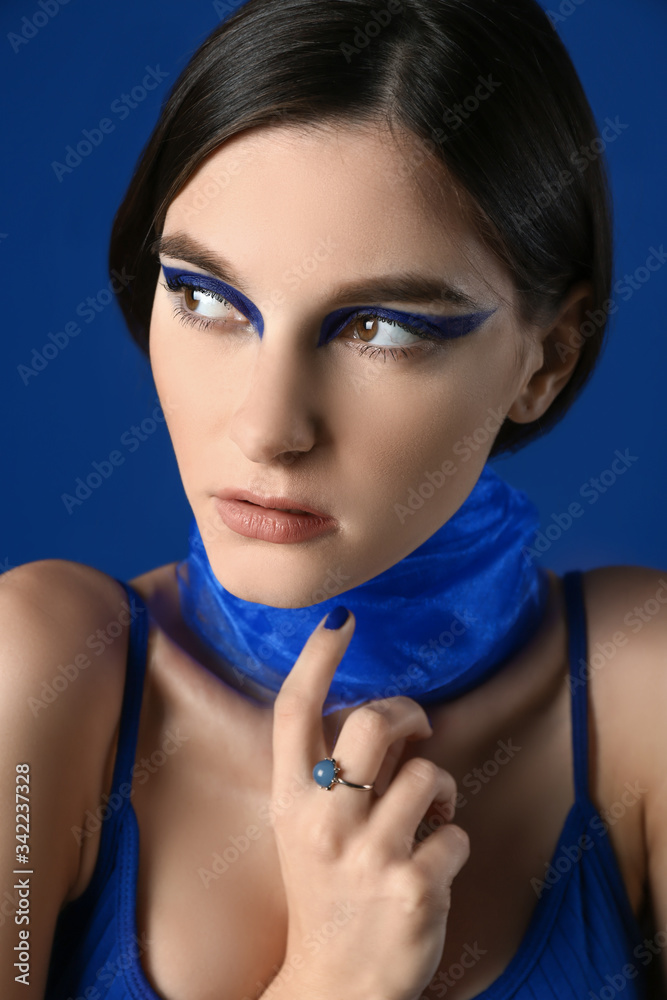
[175,463,549,716]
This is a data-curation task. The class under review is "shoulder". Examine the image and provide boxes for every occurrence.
[0,558,135,717]
[0,555,134,696]
[580,564,667,986]
[577,563,667,770]
[0,558,142,988]
[1,555,130,623]
[580,562,667,628]
[575,565,666,898]
[0,558,136,897]
[578,563,667,703]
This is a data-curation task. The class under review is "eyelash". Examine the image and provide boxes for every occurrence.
[160,274,443,363]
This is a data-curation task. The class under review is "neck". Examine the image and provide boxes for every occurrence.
[176,462,550,716]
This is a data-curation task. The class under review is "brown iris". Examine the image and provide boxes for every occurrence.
[353,316,379,342]
[184,287,199,311]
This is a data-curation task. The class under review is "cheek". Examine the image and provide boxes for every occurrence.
[331,347,513,534]
[326,372,475,530]
[336,363,484,475]
[148,312,213,474]
[149,299,180,397]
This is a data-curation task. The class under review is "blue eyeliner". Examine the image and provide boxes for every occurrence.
[160,264,496,346]
[161,264,264,333]
[317,305,497,347]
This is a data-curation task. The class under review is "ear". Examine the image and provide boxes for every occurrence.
[506,280,595,424]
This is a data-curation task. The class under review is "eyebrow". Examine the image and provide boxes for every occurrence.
[151,232,484,311]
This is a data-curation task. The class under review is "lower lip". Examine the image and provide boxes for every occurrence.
[213,498,338,544]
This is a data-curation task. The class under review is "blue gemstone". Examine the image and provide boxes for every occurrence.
[313,759,336,788]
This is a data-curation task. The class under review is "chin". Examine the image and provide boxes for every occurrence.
[202,530,361,607]
[204,556,349,609]
[230,581,348,610]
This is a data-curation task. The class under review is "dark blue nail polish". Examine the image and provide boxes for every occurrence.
[324,606,349,630]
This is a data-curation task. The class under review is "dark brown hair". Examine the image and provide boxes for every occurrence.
[108,0,613,457]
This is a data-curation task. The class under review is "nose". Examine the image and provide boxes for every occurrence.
[227,331,320,465]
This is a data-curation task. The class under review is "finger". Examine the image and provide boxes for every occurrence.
[372,735,407,798]
[370,713,435,797]
[323,698,433,824]
[272,607,356,793]
[411,822,471,893]
[366,757,458,858]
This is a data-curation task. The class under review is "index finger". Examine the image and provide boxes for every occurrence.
[271,606,356,792]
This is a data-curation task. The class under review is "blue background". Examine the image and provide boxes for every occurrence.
[1,0,665,581]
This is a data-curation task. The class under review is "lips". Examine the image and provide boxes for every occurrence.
[214,487,330,518]
[251,503,307,514]
[212,493,338,543]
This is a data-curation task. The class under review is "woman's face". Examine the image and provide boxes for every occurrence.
[150,123,541,607]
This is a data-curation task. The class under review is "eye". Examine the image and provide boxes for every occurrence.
[159,263,490,364]
[343,314,435,348]
[336,310,444,362]
[179,284,242,321]
[160,272,251,332]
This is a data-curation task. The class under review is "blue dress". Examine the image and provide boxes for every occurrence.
[44,572,652,998]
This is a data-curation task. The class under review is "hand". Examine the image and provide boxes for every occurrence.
[269,607,470,1000]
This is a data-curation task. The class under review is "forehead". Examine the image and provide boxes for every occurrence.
[164,123,513,305]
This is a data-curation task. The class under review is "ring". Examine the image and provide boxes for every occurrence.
[312,757,375,791]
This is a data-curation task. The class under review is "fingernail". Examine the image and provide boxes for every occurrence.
[324,606,350,630]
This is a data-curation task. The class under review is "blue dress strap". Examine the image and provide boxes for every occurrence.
[561,570,589,803]
[60,578,150,905]
[107,578,150,801]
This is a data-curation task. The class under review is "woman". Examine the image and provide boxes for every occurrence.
[2,0,666,998]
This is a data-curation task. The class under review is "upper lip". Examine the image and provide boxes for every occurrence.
[214,487,332,518]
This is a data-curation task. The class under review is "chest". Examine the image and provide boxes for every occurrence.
[126,680,624,1000]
